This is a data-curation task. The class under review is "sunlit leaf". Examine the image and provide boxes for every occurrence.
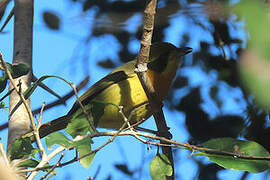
[150,153,173,180]
[200,137,270,173]
[46,132,71,149]
[72,136,95,169]
[66,115,90,138]
[66,101,107,137]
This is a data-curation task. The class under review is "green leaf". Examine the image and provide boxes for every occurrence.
[7,63,30,79]
[66,115,91,138]
[71,136,93,147]
[18,159,51,172]
[30,148,39,157]
[201,138,270,173]
[0,102,7,111]
[9,137,35,160]
[150,153,173,180]
[46,132,71,149]
[72,136,95,168]
[0,75,7,93]
[66,101,107,138]
[18,159,40,168]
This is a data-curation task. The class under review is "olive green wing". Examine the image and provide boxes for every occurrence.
[67,60,137,115]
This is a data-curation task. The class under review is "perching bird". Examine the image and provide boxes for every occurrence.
[38,42,192,138]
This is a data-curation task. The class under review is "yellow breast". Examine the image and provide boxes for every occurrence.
[146,60,179,100]
[93,74,151,129]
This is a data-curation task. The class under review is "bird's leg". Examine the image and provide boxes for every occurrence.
[134,126,172,139]
[134,126,159,135]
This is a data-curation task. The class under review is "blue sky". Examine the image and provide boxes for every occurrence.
[0,0,267,179]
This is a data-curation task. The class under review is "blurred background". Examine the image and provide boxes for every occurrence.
[0,0,270,179]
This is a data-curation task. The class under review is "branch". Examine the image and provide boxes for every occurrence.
[21,130,270,173]
[34,103,46,157]
[0,6,14,32]
[32,75,89,115]
[0,76,89,132]
[135,0,174,179]
[32,74,64,104]
[70,83,98,134]
[40,153,64,180]
[26,146,65,180]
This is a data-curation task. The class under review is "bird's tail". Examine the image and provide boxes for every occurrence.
[38,115,71,139]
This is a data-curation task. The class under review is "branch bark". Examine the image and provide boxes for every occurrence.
[8,0,33,149]
[136,0,174,179]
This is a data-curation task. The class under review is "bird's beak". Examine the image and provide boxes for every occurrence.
[177,47,192,56]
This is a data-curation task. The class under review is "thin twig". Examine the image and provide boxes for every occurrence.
[32,76,89,115]
[37,103,46,129]
[70,83,98,134]
[216,32,228,60]
[40,153,64,180]
[34,103,46,158]
[0,76,89,132]
[32,75,64,104]
[26,146,65,180]
[118,106,148,143]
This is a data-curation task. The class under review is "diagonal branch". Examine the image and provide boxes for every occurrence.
[32,74,65,104]
[135,0,174,179]
[0,6,14,32]
[32,75,89,115]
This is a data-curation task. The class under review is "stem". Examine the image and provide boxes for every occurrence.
[135,0,174,179]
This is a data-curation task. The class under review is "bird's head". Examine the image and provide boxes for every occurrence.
[146,42,192,100]
[148,42,192,73]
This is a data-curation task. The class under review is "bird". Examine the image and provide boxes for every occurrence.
[38,42,192,138]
